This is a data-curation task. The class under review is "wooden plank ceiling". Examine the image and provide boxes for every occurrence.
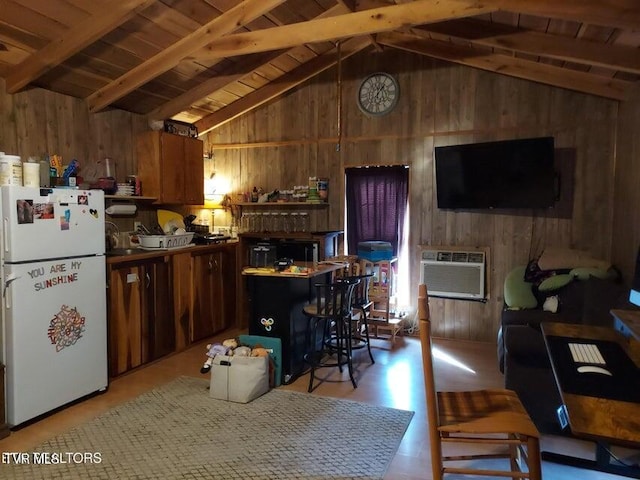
[1,0,639,135]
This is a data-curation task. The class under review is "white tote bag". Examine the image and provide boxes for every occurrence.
[209,355,269,403]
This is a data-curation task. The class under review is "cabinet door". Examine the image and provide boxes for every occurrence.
[108,263,145,376]
[183,136,204,205]
[137,131,204,204]
[160,133,186,204]
[192,253,221,341]
[143,257,175,361]
[108,258,174,376]
[220,247,237,327]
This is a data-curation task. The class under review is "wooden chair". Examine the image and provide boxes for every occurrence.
[418,284,542,480]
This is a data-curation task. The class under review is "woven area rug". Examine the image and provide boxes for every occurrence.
[3,376,413,479]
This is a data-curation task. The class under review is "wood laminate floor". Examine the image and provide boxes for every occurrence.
[0,330,634,478]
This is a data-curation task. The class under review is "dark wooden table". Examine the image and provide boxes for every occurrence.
[541,322,640,478]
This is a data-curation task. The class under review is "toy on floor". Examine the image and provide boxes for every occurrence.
[251,346,270,358]
[223,338,238,350]
[249,344,275,386]
[200,343,229,374]
[234,346,252,357]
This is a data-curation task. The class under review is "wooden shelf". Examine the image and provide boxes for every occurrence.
[233,202,328,207]
[105,195,157,201]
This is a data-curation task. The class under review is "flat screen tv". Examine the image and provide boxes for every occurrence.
[435,137,557,209]
[630,246,640,307]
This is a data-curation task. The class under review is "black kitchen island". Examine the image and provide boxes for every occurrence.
[243,262,345,384]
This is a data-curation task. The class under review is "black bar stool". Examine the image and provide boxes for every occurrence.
[303,277,360,393]
[344,273,375,365]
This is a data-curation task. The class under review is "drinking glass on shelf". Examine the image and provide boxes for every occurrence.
[290,212,299,233]
[258,212,267,232]
[262,212,274,232]
[247,212,257,232]
[280,212,290,233]
[300,212,309,232]
[240,213,249,233]
[270,212,280,232]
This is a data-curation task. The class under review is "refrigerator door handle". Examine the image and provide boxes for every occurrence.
[3,274,21,308]
[3,217,8,253]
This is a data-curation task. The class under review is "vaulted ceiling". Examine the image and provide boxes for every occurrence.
[1,0,639,136]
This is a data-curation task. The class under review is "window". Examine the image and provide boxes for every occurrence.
[345,165,409,309]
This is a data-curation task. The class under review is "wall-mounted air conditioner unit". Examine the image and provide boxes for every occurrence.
[420,249,486,300]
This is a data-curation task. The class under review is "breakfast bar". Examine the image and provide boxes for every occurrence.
[242,262,345,384]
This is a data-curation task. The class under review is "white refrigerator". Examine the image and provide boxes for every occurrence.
[1,186,108,426]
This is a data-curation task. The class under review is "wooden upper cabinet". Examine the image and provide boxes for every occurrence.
[136,131,204,205]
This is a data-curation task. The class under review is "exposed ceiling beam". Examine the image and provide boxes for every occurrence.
[148,4,348,121]
[336,0,382,51]
[193,0,496,61]
[486,0,640,30]
[5,0,156,94]
[86,0,287,113]
[377,30,629,101]
[417,19,640,75]
[338,0,357,10]
[195,37,371,136]
[149,50,286,121]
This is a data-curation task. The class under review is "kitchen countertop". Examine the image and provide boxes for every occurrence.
[241,261,346,278]
[106,240,237,264]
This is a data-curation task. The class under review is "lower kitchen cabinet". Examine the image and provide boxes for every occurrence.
[191,246,237,342]
[107,243,237,376]
[107,256,174,376]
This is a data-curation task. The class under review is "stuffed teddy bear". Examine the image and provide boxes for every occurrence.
[234,346,252,357]
[251,346,270,358]
[249,345,275,386]
[200,343,229,374]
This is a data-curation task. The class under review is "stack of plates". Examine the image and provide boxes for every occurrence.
[116,183,135,196]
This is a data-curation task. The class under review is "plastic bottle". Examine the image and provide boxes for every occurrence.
[0,154,23,186]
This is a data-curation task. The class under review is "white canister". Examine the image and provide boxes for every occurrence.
[23,162,41,187]
[0,155,23,186]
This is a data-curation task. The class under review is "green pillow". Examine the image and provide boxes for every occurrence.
[538,273,574,292]
[504,266,537,309]
[569,267,614,281]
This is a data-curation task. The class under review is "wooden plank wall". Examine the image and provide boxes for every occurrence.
[0,79,146,179]
[0,78,154,232]
[203,49,621,342]
[612,84,640,281]
[0,47,632,343]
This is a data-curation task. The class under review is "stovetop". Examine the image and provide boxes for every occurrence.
[193,234,231,244]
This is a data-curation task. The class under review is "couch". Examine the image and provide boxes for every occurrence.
[497,251,630,434]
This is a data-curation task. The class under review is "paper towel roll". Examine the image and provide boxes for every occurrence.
[105,204,137,215]
[23,162,40,187]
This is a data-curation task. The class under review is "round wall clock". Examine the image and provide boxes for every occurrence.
[357,72,400,116]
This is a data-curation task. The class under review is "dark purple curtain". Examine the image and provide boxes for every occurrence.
[345,166,409,256]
